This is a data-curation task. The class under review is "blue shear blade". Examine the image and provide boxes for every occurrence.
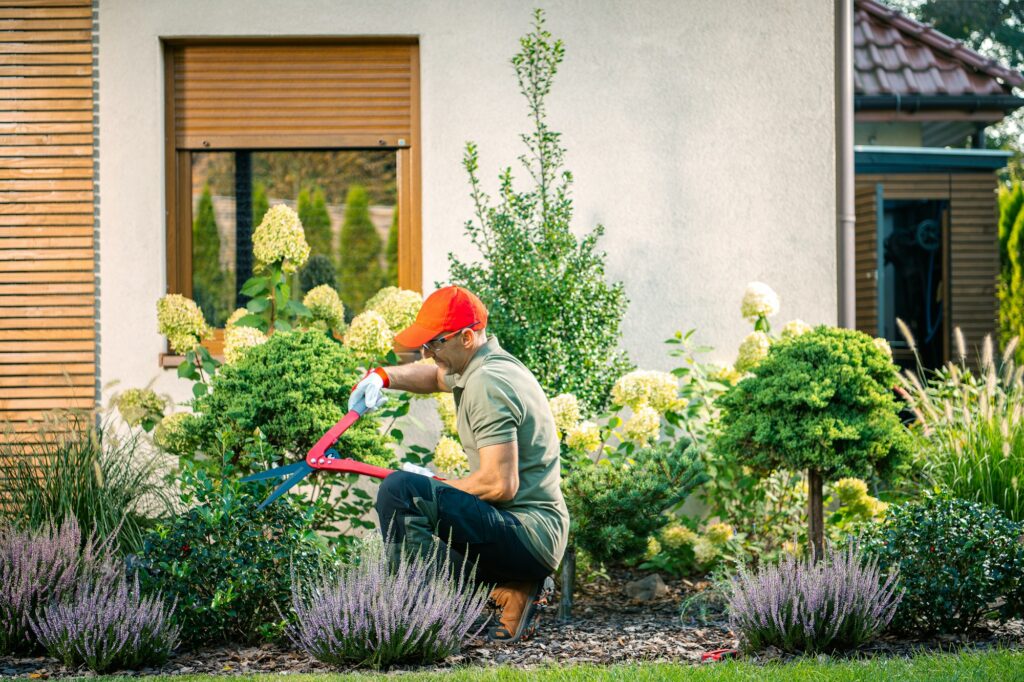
[257,462,314,510]
[241,460,309,483]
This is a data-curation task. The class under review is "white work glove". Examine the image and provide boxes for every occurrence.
[401,462,434,478]
[349,368,389,412]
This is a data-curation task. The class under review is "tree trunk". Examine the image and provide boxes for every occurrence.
[558,544,575,622]
[808,468,824,562]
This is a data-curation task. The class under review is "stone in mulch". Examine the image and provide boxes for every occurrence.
[3,570,1023,677]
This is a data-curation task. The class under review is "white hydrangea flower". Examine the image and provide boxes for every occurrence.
[661,524,698,550]
[740,281,780,322]
[548,393,581,434]
[735,331,771,373]
[622,404,660,446]
[435,392,458,436]
[565,420,602,453]
[693,537,720,565]
[343,310,393,359]
[223,324,267,364]
[433,436,469,476]
[226,307,249,328]
[153,412,194,456]
[705,522,735,545]
[610,370,679,413]
[365,286,423,331]
[707,364,743,387]
[303,284,345,331]
[781,319,813,339]
[156,294,211,354]
[252,204,310,275]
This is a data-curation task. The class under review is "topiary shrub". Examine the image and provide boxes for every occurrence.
[861,492,1024,634]
[715,326,912,557]
[138,467,325,647]
[561,439,707,565]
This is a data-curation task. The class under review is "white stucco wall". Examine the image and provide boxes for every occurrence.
[98,0,836,404]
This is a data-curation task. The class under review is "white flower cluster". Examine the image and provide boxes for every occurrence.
[781,319,813,339]
[433,435,469,475]
[873,337,893,360]
[622,404,661,446]
[156,294,211,354]
[610,370,679,413]
[707,364,743,387]
[303,284,346,331]
[252,204,310,275]
[548,393,581,434]
[223,324,267,364]
[740,281,780,322]
[226,307,249,328]
[735,331,771,373]
[153,412,193,456]
[435,392,458,436]
[343,310,393,359]
[565,421,601,453]
[365,286,422,331]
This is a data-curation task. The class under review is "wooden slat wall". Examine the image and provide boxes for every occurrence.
[173,43,415,150]
[854,172,999,361]
[0,0,95,460]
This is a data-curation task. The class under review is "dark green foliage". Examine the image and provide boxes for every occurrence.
[338,185,384,314]
[861,493,1024,634]
[562,439,708,565]
[446,10,632,415]
[715,326,911,480]
[299,254,338,295]
[999,182,1024,355]
[298,187,332,258]
[385,207,398,286]
[139,467,326,647]
[253,182,270,232]
[192,184,230,326]
[185,329,392,471]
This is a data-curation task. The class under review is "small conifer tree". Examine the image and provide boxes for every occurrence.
[253,182,270,229]
[192,184,228,326]
[998,182,1024,356]
[338,185,384,314]
[298,187,332,258]
[385,207,399,286]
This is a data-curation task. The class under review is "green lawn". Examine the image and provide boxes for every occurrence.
[94,649,1024,682]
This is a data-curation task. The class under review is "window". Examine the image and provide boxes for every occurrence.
[164,41,421,358]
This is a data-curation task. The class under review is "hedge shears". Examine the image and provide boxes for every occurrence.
[241,395,396,510]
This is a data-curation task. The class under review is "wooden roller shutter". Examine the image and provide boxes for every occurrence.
[949,173,998,353]
[854,179,878,337]
[0,0,95,474]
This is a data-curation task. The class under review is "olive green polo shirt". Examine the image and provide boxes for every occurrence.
[443,335,569,572]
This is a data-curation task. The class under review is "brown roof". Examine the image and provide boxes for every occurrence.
[855,0,1024,97]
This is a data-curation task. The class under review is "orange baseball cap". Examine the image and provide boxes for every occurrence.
[394,285,489,348]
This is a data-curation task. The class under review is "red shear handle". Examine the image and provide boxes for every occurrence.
[309,456,395,480]
[306,410,362,462]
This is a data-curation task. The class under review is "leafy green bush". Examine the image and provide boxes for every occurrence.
[562,439,707,565]
[299,254,338,295]
[861,493,1024,633]
[139,466,326,647]
[447,9,632,414]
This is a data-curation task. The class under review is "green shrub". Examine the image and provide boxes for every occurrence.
[139,466,327,647]
[297,187,332,259]
[337,185,383,315]
[299,254,338,295]
[861,493,1024,634]
[447,9,632,415]
[562,439,707,565]
[999,182,1024,353]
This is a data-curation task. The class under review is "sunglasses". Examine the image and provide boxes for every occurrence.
[421,322,480,354]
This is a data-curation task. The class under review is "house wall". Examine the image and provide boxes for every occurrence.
[855,122,922,147]
[96,0,836,405]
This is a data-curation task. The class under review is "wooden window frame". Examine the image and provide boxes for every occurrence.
[161,39,422,365]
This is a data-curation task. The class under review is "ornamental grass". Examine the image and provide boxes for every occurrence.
[726,543,902,654]
[288,536,489,669]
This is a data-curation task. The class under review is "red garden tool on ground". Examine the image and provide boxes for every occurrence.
[241,394,407,509]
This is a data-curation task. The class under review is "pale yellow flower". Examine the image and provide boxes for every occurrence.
[156,294,211,354]
[226,307,249,328]
[435,392,458,437]
[549,393,582,434]
[303,284,345,331]
[343,311,393,359]
[622,404,660,446]
[661,524,698,550]
[611,370,679,412]
[223,324,267,364]
[645,537,662,560]
[153,412,194,456]
[708,364,743,386]
[873,337,893,360]
[735,331,771,373]
[433,436,469,475]
[252,204,310,274]
[833,477,869,506]
[781,319,813,339]
[566,421,602,453]
[705,522,735,545]
[113,388,166,428]
[693,537,719,565]
[741,282,780,321]
[365,286,422,331]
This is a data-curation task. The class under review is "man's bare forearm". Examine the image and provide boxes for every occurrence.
[383,363,448,394]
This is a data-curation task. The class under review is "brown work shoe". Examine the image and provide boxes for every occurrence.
[487,578,552,643]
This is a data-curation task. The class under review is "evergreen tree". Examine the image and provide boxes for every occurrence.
[192,184,228,326]
[385,207,399,286]
[1001,182,1024,357]
[253,182,269,228]
[298,186,332,258]
[338,185,384,314]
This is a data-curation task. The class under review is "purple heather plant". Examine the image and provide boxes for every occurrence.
[288,536,490,669]
[31,571,179,673]
[0,517,114,655]
[726,543,903,654]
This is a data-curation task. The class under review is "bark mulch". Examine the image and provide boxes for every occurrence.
[3,570,1023,678]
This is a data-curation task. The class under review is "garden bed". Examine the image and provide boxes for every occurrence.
[4,569,1024,679]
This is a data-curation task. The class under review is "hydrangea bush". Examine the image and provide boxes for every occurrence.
[303,284,346,332]
[343,310,394,360]
[365,286,422,331]
[289,535,489,669]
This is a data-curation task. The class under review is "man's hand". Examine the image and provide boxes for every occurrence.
[349,368,389,412]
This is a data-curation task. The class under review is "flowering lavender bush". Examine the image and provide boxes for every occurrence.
[31,572,179,673]
[288,536,489,668]
[0,518,113,655]
[727,543,902,654]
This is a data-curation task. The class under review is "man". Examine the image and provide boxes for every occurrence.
[349,285,569,643]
